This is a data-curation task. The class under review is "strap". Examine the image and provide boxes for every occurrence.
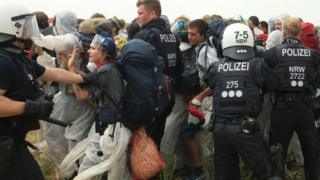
[204,45,208,70]
[195,43,209,73]
[98,63,123,110]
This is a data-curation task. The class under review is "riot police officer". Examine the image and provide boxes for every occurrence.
[190,23,282,179]
[0,4,86,179]
[264,17,320,180]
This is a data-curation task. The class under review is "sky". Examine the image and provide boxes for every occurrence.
[1,0,319,25]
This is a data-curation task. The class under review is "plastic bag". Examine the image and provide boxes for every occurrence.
[130,128,165,179]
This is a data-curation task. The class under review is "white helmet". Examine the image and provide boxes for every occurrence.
[222,23,255,60]
[0,4,41,44]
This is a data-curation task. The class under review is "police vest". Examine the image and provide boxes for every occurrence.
[148,27,179,78]
[0,48,42,133]
[274,43,315,93]
[211,58,262,117]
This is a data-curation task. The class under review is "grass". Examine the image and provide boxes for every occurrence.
[28,128,305,180]
[27,129,62,180]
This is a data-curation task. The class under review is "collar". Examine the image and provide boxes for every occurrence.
[95,59,116,68]
[95,60,107,68]
[142,18,164,29]
[283,38,302,45]
[1,44,24,55]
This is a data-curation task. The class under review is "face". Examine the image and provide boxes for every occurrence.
[56,51,68,65]
[87,44,106,63]
[275,19,282,30]
[248,20,254,30]
[258,24,267,34]
[137,5,154,27]
[188,26,205,46]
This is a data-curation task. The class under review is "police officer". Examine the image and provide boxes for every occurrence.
[190,23,282,179]
[0,4,86,179]
[264,17,320,180]
[134,0,182,147]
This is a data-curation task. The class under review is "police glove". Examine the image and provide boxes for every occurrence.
[24,99,54,119]
[188,98,205,122]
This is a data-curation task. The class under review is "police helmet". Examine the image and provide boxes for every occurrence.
[222,23,255,60]
[0,4,41,44]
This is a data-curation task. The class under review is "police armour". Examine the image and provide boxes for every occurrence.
[274,43,315,92]
[209,58,262,116]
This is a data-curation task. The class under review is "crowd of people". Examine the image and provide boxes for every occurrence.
[0,0,319,180]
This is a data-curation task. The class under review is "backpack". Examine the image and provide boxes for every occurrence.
[105,39,174,129]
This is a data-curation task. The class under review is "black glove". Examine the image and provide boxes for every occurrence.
[24,99,54,119]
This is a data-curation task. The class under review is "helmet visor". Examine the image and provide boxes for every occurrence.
[12,13,41,40]
[91,33,105,49]
[23,14,41,40]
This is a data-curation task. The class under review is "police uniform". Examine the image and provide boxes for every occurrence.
[205,57,280,179]
[264,38,320,180]
[134,18,182,146]
[202,23,282,180]
[0,46,45,179]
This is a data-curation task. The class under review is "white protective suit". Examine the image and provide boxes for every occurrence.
[34,11,95,176]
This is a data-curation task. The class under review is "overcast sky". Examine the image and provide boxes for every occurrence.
[1,0,319,25]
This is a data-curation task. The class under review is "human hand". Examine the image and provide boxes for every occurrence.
[24,99,54,120]
[68,47,79,72]
[188,98,205,121]
[34,46,44,56]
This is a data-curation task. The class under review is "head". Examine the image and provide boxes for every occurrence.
[136,0,161,27]
[0,4,41,48]
[202,15,211,23]
[230,14,245,23]
[127,20,140,40]
[56,34,82,65]
[109,17,120,37]
[248,16,259,30]
[283,17,301,39]
[300,22,319,51]
[160,15,170,30]
[118,19,126,29]
[258,21,268,34]
[34,11,49,30]
[211,14,223,20]
[222,23,255,60]
[171,19,189,42]
[274,19,282,31]
[88,29,116,63]
[90,12,105,19]
[54,11,77,35]
[188,19,208,46]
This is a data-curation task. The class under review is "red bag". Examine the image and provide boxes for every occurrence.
[130,128,165,179]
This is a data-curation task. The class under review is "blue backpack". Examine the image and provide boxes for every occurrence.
[105,39,174,129]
